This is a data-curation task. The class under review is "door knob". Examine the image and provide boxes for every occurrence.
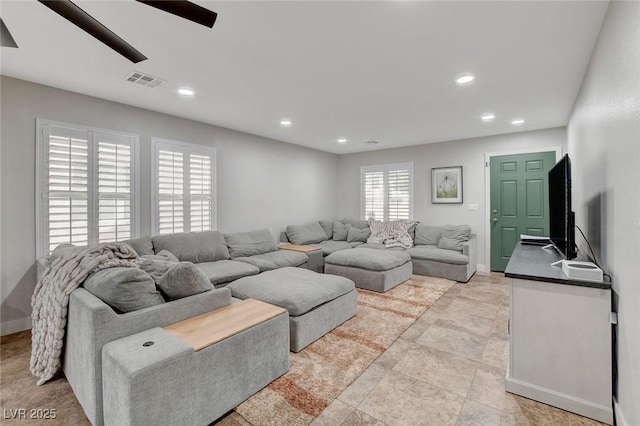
[492,218,498,224]
[492,209,498,215]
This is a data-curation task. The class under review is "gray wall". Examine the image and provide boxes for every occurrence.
[0,76,339,335]
[567,1,640,425]
[337,127,567,270]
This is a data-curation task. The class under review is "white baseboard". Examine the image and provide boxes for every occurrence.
[476,264,488,273]
[505,375,613,424]
[1,316,32,336]
[614,398,629,426]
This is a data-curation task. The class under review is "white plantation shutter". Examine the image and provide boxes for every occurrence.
[387,169,411,220]
[157,150,185,234]
[37,121,139,257]
[152,139,216,235]
[361,163,413,221]
[45,127,90,253]
[189,154,213,232]
[363,171,385,220]
[97,133,134,243]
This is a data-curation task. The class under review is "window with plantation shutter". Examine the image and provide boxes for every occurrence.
[37,120,139,258]
[152,138,216,235]
[361,163,413,221]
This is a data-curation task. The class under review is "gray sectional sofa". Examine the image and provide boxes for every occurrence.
[283,219,477,283]
[61,228,311,426]
[56,220,474,425]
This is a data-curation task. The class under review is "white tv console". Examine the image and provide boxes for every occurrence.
[504,243,613,424]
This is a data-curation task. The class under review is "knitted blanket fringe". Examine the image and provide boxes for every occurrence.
[30,242,139,385]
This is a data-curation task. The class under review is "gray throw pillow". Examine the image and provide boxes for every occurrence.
[347,227,372,243]
[319,220,335,239]
[225,229,276,259]
[139,258,175,284]
[332,221,351,241]
[415,225,444,246]
[83,267,165,313]
[151,231,230,263]
[285,223,328,245]
[142,250,179,263]
[150,261,213,300]
[123,236,154,256]
[342,218,369,230]
[437,225,471,252]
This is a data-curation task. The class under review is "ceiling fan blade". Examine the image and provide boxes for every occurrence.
[136,1,217,28]
[38,0,147,63]
[1,18,19,48]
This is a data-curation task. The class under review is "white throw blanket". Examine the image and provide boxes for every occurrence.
[30,242,139,385]
[367,219,417,249]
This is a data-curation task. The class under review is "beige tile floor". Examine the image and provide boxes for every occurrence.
[310,272,605,426]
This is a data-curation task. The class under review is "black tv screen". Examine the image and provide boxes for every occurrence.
[548,154,577,259]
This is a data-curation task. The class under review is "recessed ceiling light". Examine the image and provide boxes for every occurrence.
[511,118,525,125]
[456,74,475,84]
[481,114,495,122]
[337,138,347,144]
[178,88,194,96]
[280,119,292,127]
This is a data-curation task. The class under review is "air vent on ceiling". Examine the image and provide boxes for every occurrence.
[365,140,380,145]
[125,71,164,88]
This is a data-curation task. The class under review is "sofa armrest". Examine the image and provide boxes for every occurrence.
[462,234,478,280]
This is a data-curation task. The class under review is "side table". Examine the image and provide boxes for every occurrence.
[278,243,323,273]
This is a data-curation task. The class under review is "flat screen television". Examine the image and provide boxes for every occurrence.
[548,154,577,259]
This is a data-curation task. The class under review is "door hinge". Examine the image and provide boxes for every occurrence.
[610,312,618,325]
[485,161,489,167]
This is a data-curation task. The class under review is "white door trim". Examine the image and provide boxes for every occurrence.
[484,146,563,271]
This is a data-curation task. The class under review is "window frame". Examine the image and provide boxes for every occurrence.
[35,118,140,258]
[150,137,217,236]
[360,162,414,221]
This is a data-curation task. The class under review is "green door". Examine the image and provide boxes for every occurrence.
[490,151,557,271]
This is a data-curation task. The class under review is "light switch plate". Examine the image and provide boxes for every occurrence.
[467,203,478,211]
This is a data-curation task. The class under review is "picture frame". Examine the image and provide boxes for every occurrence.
[431,166,463,204]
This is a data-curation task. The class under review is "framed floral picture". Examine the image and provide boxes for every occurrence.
[431,166,463,204]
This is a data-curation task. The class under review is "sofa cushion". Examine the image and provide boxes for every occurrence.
[228,267,354,316]
[407,245,469,265]
[141,250,178,263]
[332,221,351,241]
[414,225,444,246]
[152,231,230,263]
[347,227,371,243]
[356,243,405,251]
[196,260,260,287]
[325,248,411,271]
[342,218,369,230]
[286,223,328,245]
[234,250,308,272]
[82,267,165,313]
[224,229,276,259]
[437,225,472,252]
[159,262,214,300]
[318,220,335,239]
[123,236,154,256]
[316,240,354,256]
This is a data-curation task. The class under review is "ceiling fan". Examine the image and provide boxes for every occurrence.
[0,0,217,63]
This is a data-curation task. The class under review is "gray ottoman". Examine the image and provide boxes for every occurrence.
[227,267,357,352]
[324,248,412,293]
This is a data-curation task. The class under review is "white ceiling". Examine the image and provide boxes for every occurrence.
[1,1,608,154]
